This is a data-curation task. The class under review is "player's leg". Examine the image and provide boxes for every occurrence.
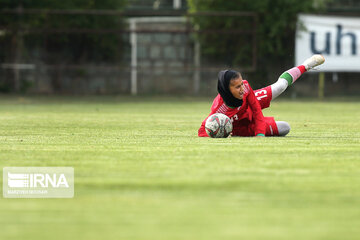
[275,121,290,136]
[231,117,290,137]
[264,117,290,136]
[271,54,325,100]
[254,54,325,109]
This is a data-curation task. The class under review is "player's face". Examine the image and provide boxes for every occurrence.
[229,77,245,100]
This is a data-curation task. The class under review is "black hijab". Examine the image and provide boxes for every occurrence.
[217,70,243,108]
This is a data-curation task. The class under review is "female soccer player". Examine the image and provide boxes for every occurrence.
[198,55,325,137]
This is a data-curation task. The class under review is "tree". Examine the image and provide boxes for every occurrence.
[0,0,128,91]
[187,0,328,85]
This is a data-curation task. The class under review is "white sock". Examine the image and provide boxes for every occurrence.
[270,78,288,100]
[276,121,290,136]
[270,65,306,100]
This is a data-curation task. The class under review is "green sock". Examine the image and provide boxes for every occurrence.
[279,72,293,86]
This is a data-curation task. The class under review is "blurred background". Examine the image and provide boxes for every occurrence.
[0,0,359,97]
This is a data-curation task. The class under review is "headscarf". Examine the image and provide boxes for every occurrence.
[217,70,243,108]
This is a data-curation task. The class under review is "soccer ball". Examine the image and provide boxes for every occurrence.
[205,113,233,138]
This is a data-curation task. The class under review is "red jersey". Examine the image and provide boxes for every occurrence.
[198,80,266,137]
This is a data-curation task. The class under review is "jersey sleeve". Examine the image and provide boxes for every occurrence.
[246,84,266,136]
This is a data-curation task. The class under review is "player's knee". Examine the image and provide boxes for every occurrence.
[276,121,290,136]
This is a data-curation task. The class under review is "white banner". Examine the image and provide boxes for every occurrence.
[296,14,360,72]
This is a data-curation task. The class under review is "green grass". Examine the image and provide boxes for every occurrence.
[0,96,359,240]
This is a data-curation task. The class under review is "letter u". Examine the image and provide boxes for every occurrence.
[311,32,331,54]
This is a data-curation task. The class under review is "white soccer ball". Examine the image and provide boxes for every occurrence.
[205,113,233,138]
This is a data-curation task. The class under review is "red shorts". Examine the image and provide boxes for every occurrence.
[232,116,279,137]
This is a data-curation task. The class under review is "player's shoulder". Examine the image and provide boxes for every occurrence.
[211,94,235,114]
[242,80,252,93]
[210,94,223,110]
[213,94,223,104]
[242,79,250,87]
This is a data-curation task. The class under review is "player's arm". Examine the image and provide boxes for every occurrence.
[247,86,266,137]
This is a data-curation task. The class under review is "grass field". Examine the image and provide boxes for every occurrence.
[0,95,359,240]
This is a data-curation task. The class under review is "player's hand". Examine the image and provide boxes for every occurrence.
[255,134,265,137]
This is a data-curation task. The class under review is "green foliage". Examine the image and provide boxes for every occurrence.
[0,0,128,63]
[187,0,326,68]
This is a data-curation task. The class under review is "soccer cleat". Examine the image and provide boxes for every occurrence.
[302,54,325,70]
